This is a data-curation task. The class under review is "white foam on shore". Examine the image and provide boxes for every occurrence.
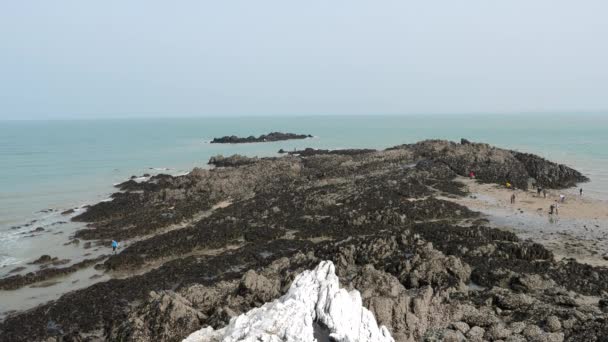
[0,208,79,270]
[0,255,21,268]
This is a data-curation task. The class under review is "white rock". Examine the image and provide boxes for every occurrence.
[183,261,394,342]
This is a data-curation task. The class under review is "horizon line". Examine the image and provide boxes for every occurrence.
[1,110,607,121]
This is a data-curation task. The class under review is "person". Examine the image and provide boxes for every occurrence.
[543,189,547,199]
[537,187,542,196]
[111,240,118,254]
[549,204,554,215]
[469,171,475,179]
[510,193,516,204]
[560,194,566,203]
[506,182,512,189]
[580,188,583,197]
[555,202,559,215]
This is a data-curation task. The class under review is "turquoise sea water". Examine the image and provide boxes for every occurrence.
[1,114,607,268]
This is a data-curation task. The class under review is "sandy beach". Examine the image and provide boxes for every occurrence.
[450,177,608,266]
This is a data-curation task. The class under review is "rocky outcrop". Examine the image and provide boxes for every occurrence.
[0,140,597,342]
[113,291,206,342]
[401,140,588,189]
[0,255,106,290]
[208,154,259,168]
[210,132,312,144]
[183,261,394,342]
[513,152,589,188]
[30,254,54,264]
[280,147,377,157]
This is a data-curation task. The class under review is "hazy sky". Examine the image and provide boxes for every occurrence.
[1,1,607,119]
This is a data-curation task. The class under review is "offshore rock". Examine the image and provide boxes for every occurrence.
[210,132,312,144]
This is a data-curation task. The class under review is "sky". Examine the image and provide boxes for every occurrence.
[0,0,607,119]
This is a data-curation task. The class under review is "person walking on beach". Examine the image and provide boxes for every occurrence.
[111,240,118,254]
[537,187,542,196]
[560,194,566,203]
[510,193,516,204]
[549,204,554,215]
[543,189,547,199]
[580,188,583,197]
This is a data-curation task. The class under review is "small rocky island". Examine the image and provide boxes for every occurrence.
[3,139,605,342]
[210,132,312,144]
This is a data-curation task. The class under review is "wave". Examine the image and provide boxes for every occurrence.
[0,229,21,244]
[0,254,21,268]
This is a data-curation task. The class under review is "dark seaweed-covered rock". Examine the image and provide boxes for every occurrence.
[1,256,106,290]
[8,266,26,274]
[399,140,587,189]
[284,147,377,157]
[513,151,589,188]
[61,208,75,215]
[30,255,53,264]
[210,132,312,144]
[208,154,259,167]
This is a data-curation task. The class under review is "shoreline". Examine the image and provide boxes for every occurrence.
[448,177,608,266]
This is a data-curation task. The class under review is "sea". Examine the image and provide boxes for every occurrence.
[1,114,608,271]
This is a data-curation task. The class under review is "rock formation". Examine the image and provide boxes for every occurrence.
[183,261,394,342]
[210,132,312,144]
[208,154,259,168]
[0,139,598,342]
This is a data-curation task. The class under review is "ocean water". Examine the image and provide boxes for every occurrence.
[1,114,607,269]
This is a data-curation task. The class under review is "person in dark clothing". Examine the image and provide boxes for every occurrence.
[510,193,516,204]
[580,188,583,197]
[549,204,554,215]
[537,187,542,196]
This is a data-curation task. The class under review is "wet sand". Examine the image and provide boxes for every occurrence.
[449,177,608,266]
[0,266,109,321]
[0,199,236,319]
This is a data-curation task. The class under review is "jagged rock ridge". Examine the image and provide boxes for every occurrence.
[183,261,394,342]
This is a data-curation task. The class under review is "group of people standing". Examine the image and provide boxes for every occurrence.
[508,182,584,217]
[536,187,547,198]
